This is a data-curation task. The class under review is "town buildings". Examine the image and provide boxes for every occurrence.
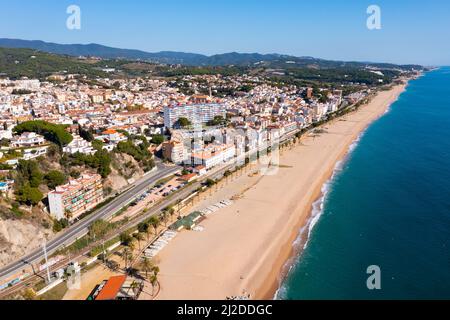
[0,73,363,187]
[22,146,48,160]
[63,135,95,155]
[162,140,188,164]
[191,143,236,169]
[96,129,128,148]
[48,173,104,221]
[163,103,226,128]
[11,132,46,148]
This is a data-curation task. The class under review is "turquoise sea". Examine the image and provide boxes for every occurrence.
[278,67,450,299]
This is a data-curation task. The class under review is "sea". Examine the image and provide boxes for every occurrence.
[277,67,450,299]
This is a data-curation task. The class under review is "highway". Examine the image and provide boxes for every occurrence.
[0,162,181,282]
[0,159,241,298]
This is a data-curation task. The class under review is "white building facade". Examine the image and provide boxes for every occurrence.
[163,104,226,128]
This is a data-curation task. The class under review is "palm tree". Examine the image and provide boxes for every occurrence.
[149,216,160,235]
[139,222,150,241]
[130,281,142,299]
[175,200,182,216]
[149,274,158,296]
[128,240,136,253]
[158,213,165,227]
[146,225,153,242]
[141,257,153,279]
[151,265,160,276]
[134,232,144,251]
[122,247,133,270]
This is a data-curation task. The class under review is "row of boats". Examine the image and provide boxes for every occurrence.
[200,199,234,216]
[142,199,234,258]
[143,230,178,259]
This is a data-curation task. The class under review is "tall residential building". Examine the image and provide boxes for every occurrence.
[48,173,104,221]
[163,103,226,128]
[162,140,188,164]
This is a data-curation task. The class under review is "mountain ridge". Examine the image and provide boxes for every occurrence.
[0,38,424,70]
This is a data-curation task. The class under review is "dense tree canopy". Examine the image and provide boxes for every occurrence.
[207,115,227,127]
[151,134,165,145]
[115,136,155,172]
[176,117,192,128]
[16,184,43,206]
[78,125,94,142]
[16,160,42,188]
[44,170,67,189]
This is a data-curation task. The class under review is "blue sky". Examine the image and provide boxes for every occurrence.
[0,0,449,65]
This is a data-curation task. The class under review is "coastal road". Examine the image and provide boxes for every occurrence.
[0,129,302,285]
[0,159,243,298]
[0,162,181,282]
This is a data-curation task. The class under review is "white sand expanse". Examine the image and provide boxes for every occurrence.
[154,83,408,300]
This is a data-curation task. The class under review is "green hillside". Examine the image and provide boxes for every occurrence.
[0,47,107,79]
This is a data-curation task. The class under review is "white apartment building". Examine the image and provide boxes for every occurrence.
[0,129,13,140]
[48,173,104,221]
[63,135,96,155]
[22,146,48,160]
[191,143,236,169]
[162,140,188,164]
[96,129,128,146]
[163,103,226,128]
[282,122,298,135]
[14,79,41,91]
[89,93,104,104]
[11,132,46,148]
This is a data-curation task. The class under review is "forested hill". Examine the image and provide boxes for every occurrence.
[0,38,425,71]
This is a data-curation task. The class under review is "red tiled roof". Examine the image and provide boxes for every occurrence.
[179,173,197,181]
[95,275,127,300]
[102,129,117,135]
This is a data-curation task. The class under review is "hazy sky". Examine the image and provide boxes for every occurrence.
[1,0,449,65]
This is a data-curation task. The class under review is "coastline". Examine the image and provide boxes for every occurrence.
[258,81,409,300]
[155,81,409,300]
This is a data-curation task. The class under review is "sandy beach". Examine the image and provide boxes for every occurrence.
[155,83,408,300]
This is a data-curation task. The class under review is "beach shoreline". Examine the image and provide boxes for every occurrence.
[255,81,409,300]
[155,81,409,300]
[256,82,409,300]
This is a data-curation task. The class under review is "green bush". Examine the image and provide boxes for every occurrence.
[119,231,134,246]
[66,150,112,178]
[151,134,165,145]
[115,137,155,172]
[205,179,216,187]
[89,219,112,239]
[52,219,69,232]
[45,170,67,189]
[17,160,42,188]
[176,117,191,128]
[91,139,104,151]
[15,184,43,206]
